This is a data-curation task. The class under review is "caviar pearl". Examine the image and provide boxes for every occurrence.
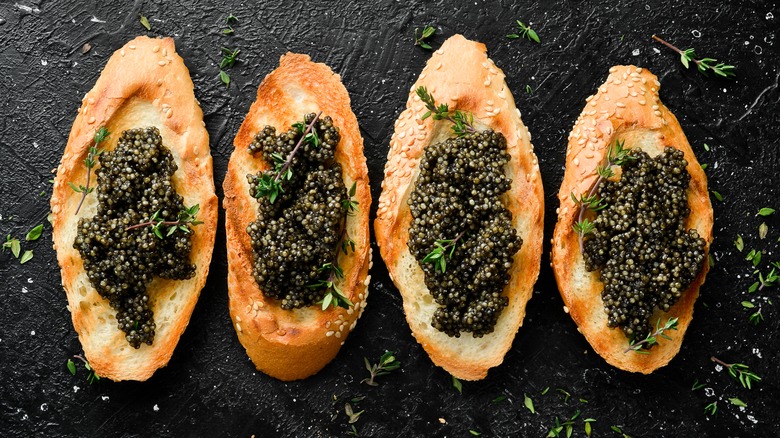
[407,130,521,338]
[246,114,348,309]
[583,146,705,340]
[74,127,196,349]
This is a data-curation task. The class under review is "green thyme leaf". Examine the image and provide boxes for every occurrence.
[523,393,535,414]
[729,397,747,408]
[734,235,744,252]
[67,359,76,375]
[19,250,33,264]
[219,70,230,87]
[26,224,44,241]
[712,191,723,202]
[757,207,775,216]
[140,15,151,31]
[452,375,462,394]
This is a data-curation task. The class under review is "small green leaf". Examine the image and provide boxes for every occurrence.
[734,235,744,251]
[527,28,540,43]
[729,397,747,408]
[680,52,690,68]
[469,430,481,436]
[139,15,151,31]
[20,250,33,264]
[759,222,768,240]
[712,191,723,202]
[703,143,710,151]
[452,375,462,394]
[523,393,535,414]
[741,301,755,309]
[219,70,230,87]
[541,386,550,395]
[757,208,775,216]
[67,359,76,375]
[491,395,507,403]
[24,224,43,242]
[701,163,708,170]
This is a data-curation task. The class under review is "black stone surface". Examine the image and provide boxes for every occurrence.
[1,1,778,437]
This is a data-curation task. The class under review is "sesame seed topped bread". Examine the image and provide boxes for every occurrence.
[223,53,371,381]
[50,36,217,381]
[374,35,544,381]
[551,65,713,373]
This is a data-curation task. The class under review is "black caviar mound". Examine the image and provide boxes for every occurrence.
[407,130,521,338]
[583,146,706,341]
[246,113,349,309]
[74,127,196,349]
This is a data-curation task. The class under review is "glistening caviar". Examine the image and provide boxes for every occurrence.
[247,113,351,309]
[583,146,706,341]
[407,130,522,337]
[74,127,197,348]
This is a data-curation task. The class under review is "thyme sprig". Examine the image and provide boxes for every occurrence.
[651,35,736,78]
[67,355,100,384]
[415,87,476,136]
[311,262,353,310]
[704,401,718,416]
[421,231,465,273]
[222,14,238,34]
[507,20,540,43]
[3,235,21,258]
[342,181,359,215]
[414,25,436,50]
[546,410,581,438]
[254,111,323,203]
[748,262,779,292]
[624,317,679,353]
[125,204,203,238]
[572,139,634,251]
[218,47,240,87]
[70,126,110,214]
[361,351,401,386]
[710,356,762,389]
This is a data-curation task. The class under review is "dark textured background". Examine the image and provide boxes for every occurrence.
[1,0,779,437]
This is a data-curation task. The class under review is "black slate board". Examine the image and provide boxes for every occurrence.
[1,1,779,437]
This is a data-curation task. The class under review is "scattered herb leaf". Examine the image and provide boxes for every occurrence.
[507,20,540,43]
[3,235,21,258]
[704,401,718,416]
[523,393,535,414]
[26,224,43,241]
[361,351,400,386]
[652,35,736,78]
[734,235,744,252]
[712,191,723,202]
[711,356,761,389]
[19,250,33,264]
[452,375,463,394]
[729,397,747,408]
[416,86,476,136]
[414,25,436,50]
[140,15,151,31]
[757,208,775,217]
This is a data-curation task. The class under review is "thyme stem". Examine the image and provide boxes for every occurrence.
[275,111,322,183]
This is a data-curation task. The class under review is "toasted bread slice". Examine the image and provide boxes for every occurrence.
[50,36,217,381]
[551,65,713,373]
[223,53,371,381]
[374,34,544,380]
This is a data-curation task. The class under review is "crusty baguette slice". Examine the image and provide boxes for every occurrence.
[223,53,371,381]
[551,65,714,373]
[50,36,217,381]
[374,34,544,380]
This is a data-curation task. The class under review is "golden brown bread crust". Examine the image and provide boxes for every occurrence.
[50,36,217,381]
[551,65,713,374]
[223,53,371,381]
[374,34,544,380]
